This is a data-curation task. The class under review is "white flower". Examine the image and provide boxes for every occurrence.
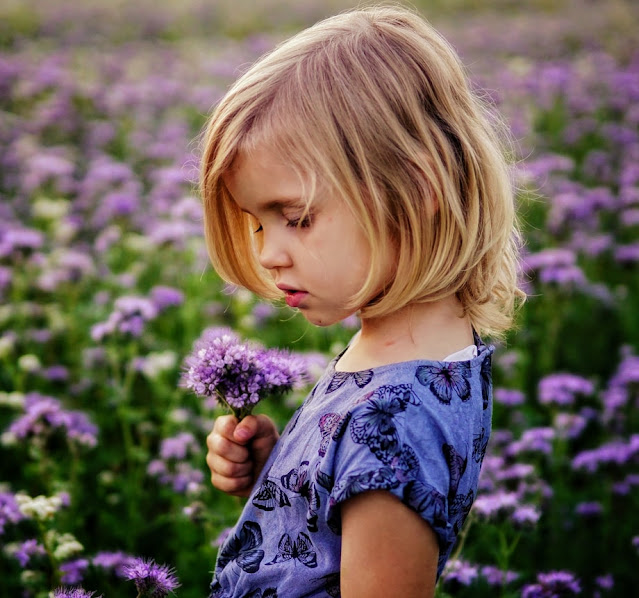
[0,334,16,359]
[52,533,83,561]
[15,493,63,521]
[0,391,24,409]
[17,354,41,373]
[32,198,69,220]
[141,351,177,379]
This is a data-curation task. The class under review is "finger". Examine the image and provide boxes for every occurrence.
[233,415,259,443]
[207,431,250,464]
[210,470,253,496]
[213,414,240,440]
[234,414,278,444]
[207,453,253,479]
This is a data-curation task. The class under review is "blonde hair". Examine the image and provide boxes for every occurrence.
[200,5,524,337]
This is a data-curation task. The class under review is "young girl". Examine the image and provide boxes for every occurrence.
[201,6,522,597]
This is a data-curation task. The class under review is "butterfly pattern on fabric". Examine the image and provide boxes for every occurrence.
[312,572,340,597]
[480,353,492,410]
[403,480,448,530]
[242,589,278,598]
[266,532,318,568]
[450,489,474,534]
[390,444,420,483]
[216,521,265,574]
[443,443,468,502]
[281,461,321,532]
[331,466,400,502]
[209,339,494,596]
[472,427,489,464]
[252,479,291,512]
[325,369,374,394]
[317,412,350,457]
[415,361,472,405]
[315,469,334,493]
[350,384,420,464]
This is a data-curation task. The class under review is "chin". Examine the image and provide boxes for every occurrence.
[303,310,352,328]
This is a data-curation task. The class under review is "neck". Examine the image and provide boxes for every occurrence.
[336,296,474,372]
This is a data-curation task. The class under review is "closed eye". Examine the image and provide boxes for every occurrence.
[286,216,312,228]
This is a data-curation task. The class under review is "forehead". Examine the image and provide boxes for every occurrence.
[223,143,312,212]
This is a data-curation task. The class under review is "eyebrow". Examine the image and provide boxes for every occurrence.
[239,197,306,215]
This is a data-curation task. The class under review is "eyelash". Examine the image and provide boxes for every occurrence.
[286,216,312,228]
[253,216,311,234]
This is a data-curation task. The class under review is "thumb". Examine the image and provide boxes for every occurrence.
[233,415,259,444]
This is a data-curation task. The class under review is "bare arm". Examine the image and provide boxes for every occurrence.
[340,490,439,598]
[206,414,279,497]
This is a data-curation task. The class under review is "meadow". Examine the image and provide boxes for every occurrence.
[0,0,638,596]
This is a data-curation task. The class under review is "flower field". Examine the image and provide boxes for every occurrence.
[1,0,638,596]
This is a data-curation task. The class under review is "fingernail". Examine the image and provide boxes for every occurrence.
[235,427,251,441]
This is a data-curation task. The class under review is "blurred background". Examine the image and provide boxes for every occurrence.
[1,1,638,597]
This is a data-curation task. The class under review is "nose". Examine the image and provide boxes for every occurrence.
[258,228,293,270]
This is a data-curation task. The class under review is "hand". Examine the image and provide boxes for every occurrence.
[206,414,279,497]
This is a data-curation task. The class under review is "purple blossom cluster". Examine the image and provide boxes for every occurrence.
[3,392,98,448]
[91,550,138,578]
[441,559,519,589]
[90,286,185,342]
[521,570,582,597]
[182,327,311,419]
[90,295,159,342]
[0,491,24,534]
[60,558,89,584]
[147,432,204,494]
[53,589,102,598]
[11,538,46,567]
[538,373,594,406]
[123,557,181,597]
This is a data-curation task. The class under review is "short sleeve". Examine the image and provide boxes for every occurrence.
[325,383,455,551]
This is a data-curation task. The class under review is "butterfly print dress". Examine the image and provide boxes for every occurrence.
[209,337,493,597]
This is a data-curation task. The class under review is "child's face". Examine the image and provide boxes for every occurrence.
[224,142,389,326]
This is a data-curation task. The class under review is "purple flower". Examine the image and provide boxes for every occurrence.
[0,491,24,534]
[91,295,159,342]
[575,501,603,517]
[480,565,519,586]
[505,427,556,457]
[42,365,70,382]
[53,589,101,598]
[538,373,594,406]
[494,387,526,406]
[511,505,541,527]
[60,558,89,584]
[615,242,639,263]
[5,393,98,448]
[150,285,185,310]
[0,227,44,258]
[159,432,199,460]
[123,557,180,597]
[472,490,519,521]
[572,435,639,473]
[595,574,614,591]
[521,570,581,597]
[441,559,479,586]
[91,550,137,578]
[554,413,587,439]
[182,329,311,419]
[12,538,46,567]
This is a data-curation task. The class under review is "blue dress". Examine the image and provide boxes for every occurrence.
[209,336,493,598]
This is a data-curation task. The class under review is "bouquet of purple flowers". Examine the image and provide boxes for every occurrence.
[182,327,312,420]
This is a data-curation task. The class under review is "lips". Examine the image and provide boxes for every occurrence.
[277,285,309,308]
